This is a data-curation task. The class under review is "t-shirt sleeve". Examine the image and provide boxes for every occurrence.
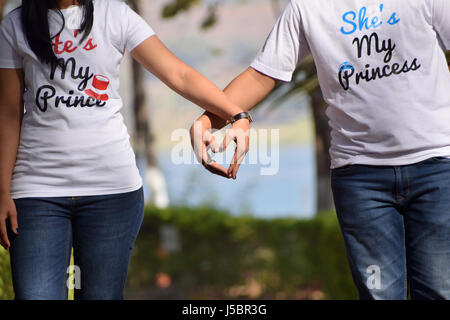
[428,0,450,50]
[250,0,310,82]
[122,2,156,53]
[0,14,23,69]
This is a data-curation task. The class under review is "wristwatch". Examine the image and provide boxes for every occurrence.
[230,112,253,124]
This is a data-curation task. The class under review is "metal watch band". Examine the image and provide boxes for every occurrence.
[230,112,253,124]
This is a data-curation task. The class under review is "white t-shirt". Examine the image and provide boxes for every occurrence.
[0,0,155,198]
[251,0,450,169]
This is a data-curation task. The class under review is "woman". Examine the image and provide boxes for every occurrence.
[0,0,251,299]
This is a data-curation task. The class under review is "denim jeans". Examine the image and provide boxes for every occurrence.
[7,186,144,300]
[331,157,450,300]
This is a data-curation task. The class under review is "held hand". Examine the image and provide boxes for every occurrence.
[190,114,251,179]
[190,114,229,178]
[0,193,19,250]
[221,118,251,180]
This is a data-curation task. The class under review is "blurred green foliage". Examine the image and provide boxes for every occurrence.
[162,0,201,19]
[126,207,358,300]
[0,249,13,300]
[161,0,217,30]
[0,207,357,300]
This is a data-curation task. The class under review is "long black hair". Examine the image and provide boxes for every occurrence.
[21,0,94,65]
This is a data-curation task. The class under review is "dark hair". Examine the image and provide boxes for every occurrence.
[21,0,94,65]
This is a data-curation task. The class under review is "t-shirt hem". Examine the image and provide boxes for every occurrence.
[10,180,143,199]
[0,60,22,69]
[250,60,293,82]
[330,151,450,169]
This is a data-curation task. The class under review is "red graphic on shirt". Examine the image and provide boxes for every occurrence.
[52,30,98,54]
[53,34,78,54]
[85,75,110,101]
[83,38,98,51]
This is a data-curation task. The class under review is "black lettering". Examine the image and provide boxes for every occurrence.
[352,32,396,63]
[35,85,56,112]
[338,68,355,90]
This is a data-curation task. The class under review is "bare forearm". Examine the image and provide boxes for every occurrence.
[169,65,243,120]
[131,36,243,120]
[205,67,277,129]
[0,115,21,193]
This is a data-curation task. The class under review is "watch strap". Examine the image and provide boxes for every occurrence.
[230,112,253,124]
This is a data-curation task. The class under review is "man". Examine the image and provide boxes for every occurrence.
[190,0,450,299]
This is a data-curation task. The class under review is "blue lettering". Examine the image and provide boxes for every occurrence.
[358,7,370,31]
[340,4,399,35]
[371,16,382,28]
[387,12,400,25]
[341,11,357,35]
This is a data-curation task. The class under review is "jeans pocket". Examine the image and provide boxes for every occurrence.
[331,164,358,176]
[431,156,450,162]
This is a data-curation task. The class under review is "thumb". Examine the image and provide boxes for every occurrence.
[208,135,220,153]
[204,131,219,152]
[220,129,235,153]
[9,207,19,235]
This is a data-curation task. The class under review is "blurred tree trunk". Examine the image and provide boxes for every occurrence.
[447,51,450,69]
[0,0,7,23]
[310,89,334,213]
[129,0,169,208]
[261,55,335,214]
[268,0,334,213]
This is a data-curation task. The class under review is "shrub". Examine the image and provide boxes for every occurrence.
[0,249,13,300]
[0,206,358,300]
[126,207,357,299]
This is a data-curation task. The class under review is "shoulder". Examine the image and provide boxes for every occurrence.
[1,7,22,30]
[93,0,135,25]
[93,0,129,14]
[0,7,22,39]
[289,0,304,9]
[284,0,303,17]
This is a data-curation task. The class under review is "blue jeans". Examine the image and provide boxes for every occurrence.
[331,157,450,300]
[7,186,144,300]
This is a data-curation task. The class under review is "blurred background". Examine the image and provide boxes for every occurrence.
[2,0,447,300]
